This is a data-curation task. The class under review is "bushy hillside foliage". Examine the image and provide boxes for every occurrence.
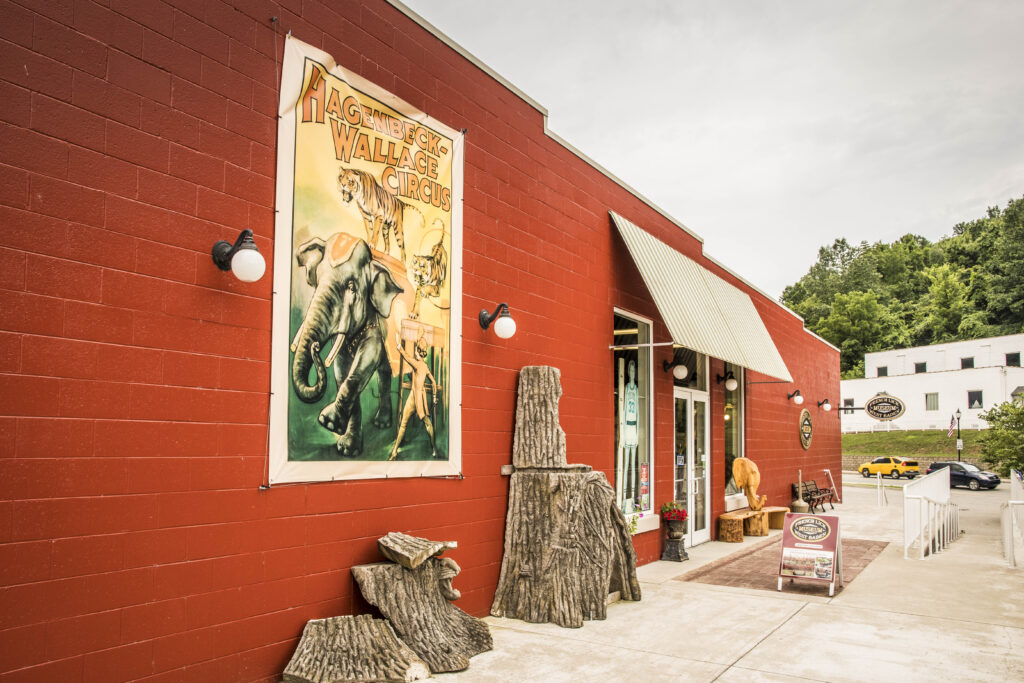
[783,196,1024,374]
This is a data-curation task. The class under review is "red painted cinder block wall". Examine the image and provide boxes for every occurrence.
[0,1,839,680]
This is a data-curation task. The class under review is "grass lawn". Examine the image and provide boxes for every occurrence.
[842,429,984,458]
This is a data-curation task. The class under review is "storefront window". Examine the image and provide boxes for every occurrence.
[613,312,651,517]
[723,363,743,496]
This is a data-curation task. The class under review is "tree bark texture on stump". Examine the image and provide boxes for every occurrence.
[717,516,744,543]
[282,614,429,683]
[491,366,641,628]
[512,366,566,468]
[352,558,492,673]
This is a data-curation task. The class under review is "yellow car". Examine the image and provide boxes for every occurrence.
[859,457,919,479]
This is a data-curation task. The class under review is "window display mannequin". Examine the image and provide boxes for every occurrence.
[617,360,639,512]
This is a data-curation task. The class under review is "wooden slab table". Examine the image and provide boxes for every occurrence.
[717,509,768,542]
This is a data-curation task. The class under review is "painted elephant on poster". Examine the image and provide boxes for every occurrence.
[290,235,403,457]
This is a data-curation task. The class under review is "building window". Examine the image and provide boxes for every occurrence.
[961,357,974,369]
[915,362,927,373]
[967,391,983,409]
[877,366,888,377]
[925,393,939,411]
[723,363,743,497]
[613,312,651,517]
[1008,352,1021,367]
[843,398,854,414]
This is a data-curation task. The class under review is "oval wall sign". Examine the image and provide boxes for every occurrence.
[790,516,831,542]
[864,392,906,421]
[799,409,813,450]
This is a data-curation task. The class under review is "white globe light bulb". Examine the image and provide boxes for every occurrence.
[493,314,516,339]
[231,248,266,282]
[672,364,688,380]
[823,401,832,412]
[793,393,804,405]
[725,377,738,391]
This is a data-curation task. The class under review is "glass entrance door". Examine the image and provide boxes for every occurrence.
[674,388,710,546]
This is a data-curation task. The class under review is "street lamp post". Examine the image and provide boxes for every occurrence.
[955,408,962,462]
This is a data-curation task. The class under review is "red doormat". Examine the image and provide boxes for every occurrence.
[674,537,888,595]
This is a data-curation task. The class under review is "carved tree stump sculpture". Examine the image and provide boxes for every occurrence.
[490,366,641,628]
[282,614,429,683]
[353,533,491,674]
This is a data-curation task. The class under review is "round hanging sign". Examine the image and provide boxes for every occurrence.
[799,409,813,450]
[864,392,905,421]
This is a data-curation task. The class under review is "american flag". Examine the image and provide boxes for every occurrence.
[947,414,956,438]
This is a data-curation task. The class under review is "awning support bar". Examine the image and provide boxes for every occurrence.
[608,341,678,351]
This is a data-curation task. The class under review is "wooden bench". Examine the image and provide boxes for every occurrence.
[717,508,768,542]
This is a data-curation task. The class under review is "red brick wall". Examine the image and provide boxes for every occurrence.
[0,1,839,680]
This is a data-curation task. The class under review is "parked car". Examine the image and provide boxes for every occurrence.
[925,461,1001,490]
[859,456,920,479]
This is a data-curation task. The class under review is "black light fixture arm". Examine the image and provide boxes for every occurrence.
[479,302,509,330]
[817,399,830,407]
[787,390,802,400]
[212,229,256,271]
[716,370,735,384]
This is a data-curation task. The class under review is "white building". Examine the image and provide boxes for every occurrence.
[840,334,1024,432]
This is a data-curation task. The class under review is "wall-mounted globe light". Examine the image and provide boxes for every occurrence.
[212,229,266,282]
[479,303,516,339]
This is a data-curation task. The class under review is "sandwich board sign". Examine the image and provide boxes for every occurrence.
[778,513,843,596]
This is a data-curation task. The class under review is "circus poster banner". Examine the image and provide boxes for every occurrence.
[269,36,463,483]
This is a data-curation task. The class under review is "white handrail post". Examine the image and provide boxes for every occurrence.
[920,496,926,560]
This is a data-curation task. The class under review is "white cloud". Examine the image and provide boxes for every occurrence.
[401,0,1024,297]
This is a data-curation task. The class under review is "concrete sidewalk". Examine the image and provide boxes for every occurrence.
[442,484,1024,682]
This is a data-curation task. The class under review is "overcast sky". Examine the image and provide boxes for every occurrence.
[399,0,1024,299]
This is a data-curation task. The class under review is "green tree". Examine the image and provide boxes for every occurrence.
[987,196,1024,333]
[914,264,970,344]
[841,360,865,380]
[816,290,910,372]
[978,397,1024,475]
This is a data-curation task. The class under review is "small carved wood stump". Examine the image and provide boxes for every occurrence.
[763,506,790,530]
[743,511,769,536]
[353,558,492,673]
[282,614,429,683]
[491,366,641,628]
[717,515,745,543]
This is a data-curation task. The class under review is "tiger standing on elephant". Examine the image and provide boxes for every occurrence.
[337,166,423,263]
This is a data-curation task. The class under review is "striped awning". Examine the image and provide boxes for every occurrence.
[611,211,792,382]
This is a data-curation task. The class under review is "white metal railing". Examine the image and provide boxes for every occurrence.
[904,494,960,559]
[824,468,841,504]
[1002,470,1024,568]
[903,468,960,559]
[876,472,888,507]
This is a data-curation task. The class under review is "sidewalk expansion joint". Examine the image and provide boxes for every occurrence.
[710,601,809,682]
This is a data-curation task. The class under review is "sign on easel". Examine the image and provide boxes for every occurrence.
[777,513,843,596]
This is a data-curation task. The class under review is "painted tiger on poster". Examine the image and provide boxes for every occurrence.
[336,166,422,262]
[410,220,448,319]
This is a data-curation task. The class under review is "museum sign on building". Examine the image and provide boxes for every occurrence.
[0,1,840,680]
